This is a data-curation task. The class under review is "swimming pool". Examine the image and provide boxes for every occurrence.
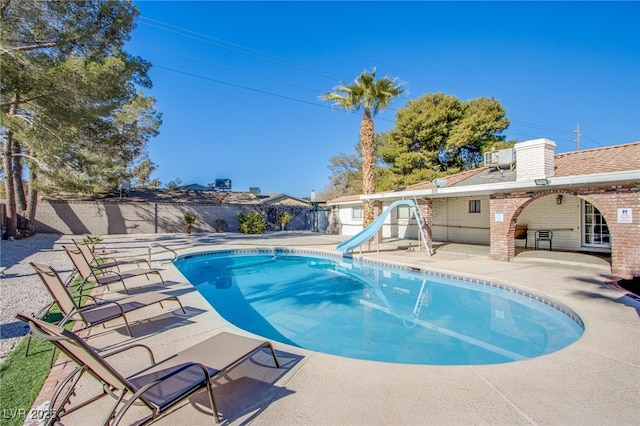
[174,249,584,365]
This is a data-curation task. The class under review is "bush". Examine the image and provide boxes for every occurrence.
[280,212,291,230]
[183,212,197,234]
[238,211,267,234]
[214,219,227,233]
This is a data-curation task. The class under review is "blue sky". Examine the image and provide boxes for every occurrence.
[127,1,639,198]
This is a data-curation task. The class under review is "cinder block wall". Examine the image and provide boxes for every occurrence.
[34,200,258,235]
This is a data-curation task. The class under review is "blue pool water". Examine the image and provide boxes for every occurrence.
[174,249,584,365]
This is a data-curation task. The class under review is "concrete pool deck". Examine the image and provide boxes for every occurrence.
[10,232,639,425]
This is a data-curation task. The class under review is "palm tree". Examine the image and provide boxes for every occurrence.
[322,68,405,226]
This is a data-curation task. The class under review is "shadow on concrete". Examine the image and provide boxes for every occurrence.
[186,348,303,425]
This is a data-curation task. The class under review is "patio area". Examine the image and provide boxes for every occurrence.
[5,232,639,425]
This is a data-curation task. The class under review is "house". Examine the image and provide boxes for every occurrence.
[178,183,209,191]
[257,193,312,207]
[327,139,640,278]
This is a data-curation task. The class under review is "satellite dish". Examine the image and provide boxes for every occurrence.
[433,178,448,188]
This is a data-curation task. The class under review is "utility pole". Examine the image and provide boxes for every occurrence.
[574,123,581,151]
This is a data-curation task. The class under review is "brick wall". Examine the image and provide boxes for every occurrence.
[581,187,639,277]
[489,184,640,278]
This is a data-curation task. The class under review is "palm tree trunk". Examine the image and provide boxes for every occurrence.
[360,109,376,227]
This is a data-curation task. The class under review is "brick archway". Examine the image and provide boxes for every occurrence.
[489,184,639,278]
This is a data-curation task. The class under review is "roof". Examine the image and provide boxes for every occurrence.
[553,141,640,177]
[404,168,490,191]
[257,193,310,206]
[43,189,263,205]
[327,141,640,204]
[326,194,364,205]
[178,184,208,191]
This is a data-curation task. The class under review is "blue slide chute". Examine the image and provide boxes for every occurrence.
[336,199,420,254]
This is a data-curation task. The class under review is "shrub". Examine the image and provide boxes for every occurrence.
[183,212,197,233]
[83,234,103,253]
[280,212,291,230]
[214,219,227,233]
[238,211,267,234]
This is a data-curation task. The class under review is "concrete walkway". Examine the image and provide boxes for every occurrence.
[13,232,639,425]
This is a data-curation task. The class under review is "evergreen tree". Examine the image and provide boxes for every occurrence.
[379,93,511,187]
[1,0,160,237]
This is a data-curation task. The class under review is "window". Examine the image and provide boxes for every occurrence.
[397,205,413,219]
[352,207,363,220]
[469,200,481,213]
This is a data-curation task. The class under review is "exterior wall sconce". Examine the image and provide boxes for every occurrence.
[556,194,563,205]
[534,178,550,185]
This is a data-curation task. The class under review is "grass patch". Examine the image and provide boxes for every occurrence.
[0,313,62,426]
[0,280,94,426]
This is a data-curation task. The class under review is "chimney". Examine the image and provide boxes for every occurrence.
[514,138,556,182]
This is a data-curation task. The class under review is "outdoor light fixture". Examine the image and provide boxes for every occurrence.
[534,178,550,186]
[556,194,563,205]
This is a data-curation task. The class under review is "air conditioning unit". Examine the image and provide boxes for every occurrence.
[484,151,499,167]
[484,148,515,169]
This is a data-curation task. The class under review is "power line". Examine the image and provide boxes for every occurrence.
[138,17,344,82]
[147,64,395,124]
[152,65,326,108]
[134,14,589,137]
[131,41,325,94]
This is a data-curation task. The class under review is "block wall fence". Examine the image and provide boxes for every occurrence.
[32,200,325,235]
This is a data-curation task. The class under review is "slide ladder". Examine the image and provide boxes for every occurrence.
[411,197,432,255]
[336,199,432,255]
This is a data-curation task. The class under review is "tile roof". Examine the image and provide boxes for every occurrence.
[327,141,640,203]
[553,141,640,177]
[328,194,362,204]
[404,168,488,190]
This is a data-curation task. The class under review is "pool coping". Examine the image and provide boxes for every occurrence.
[177,246,585,331]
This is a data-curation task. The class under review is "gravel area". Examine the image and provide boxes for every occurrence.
[0,233,173,363]
[0,234,75,363]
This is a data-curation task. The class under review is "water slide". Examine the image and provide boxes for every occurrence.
[336,199,423,254]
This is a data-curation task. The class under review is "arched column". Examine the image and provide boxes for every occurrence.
[489,194,530,261]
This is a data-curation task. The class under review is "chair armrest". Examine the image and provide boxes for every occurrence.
[111,362,213,425]
[101,343,156,365]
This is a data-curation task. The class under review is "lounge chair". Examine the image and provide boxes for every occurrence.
[72,238,150,272]
[16,313,280,425]
[30,262,184,337]
[64,245,164,294]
